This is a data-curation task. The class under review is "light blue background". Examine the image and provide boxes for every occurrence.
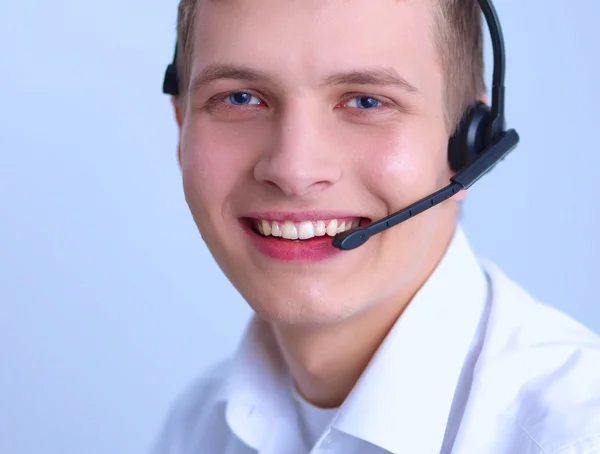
[1,1,598,453]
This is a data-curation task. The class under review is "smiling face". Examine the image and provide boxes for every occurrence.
[175,0,464,326]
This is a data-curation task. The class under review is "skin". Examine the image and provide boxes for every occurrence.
[171,0,468,408]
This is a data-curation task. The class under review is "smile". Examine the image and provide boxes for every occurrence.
[252,218,360,240]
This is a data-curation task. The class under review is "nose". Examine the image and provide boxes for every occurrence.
[253,106,342,198]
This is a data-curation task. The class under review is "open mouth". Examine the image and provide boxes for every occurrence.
[245,217,369,241]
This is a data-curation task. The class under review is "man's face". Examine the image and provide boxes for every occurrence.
[176,0,462,326]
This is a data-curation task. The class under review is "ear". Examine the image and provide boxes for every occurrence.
[171,96,183,167]
[171,96,183,128]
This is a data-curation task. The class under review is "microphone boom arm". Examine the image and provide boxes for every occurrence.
[332,129,519,251]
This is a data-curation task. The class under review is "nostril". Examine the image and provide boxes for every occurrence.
[313,180,333,190]
[262,180,282,192]
[259,179,330,198]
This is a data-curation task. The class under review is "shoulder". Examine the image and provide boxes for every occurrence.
[149,358,233,454]
[483,261,600,353]
[472,262,600,453]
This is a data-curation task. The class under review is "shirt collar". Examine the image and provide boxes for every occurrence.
[217,315,297,450]
[217,224,489,452]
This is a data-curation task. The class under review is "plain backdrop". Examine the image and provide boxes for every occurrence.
[1,0,598,453]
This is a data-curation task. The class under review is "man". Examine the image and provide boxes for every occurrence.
[152,0,600,452]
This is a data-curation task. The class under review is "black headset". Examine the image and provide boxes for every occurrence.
[162,0,520,251]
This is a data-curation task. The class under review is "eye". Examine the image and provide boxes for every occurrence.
[344,96,383,109]
[224,91,262,106]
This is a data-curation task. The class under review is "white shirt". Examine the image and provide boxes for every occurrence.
[290,383,338,449]
[150,226,600,454]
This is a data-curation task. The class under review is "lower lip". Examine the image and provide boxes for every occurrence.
[241,221,344,262]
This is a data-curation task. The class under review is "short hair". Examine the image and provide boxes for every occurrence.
[174,0,486,135]
[432,0,486,134]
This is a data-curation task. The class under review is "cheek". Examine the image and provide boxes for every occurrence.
[179,119,261,214]
[354,121,448,210]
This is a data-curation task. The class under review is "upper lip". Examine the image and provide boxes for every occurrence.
[239,211,370,222]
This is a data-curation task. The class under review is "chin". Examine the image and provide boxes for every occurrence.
[240,281,364,327]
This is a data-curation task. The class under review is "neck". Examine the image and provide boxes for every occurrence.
[270,224,456,409]
[271,296,404,408]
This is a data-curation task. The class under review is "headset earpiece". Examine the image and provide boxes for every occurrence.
[448,101,492,172]
[163,44,180,96]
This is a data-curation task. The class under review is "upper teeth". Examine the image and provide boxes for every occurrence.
[255,219,359,240]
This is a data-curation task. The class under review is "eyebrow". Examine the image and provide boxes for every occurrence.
[188,63,420,95]
[322,68,419,94]
[189,65,271,94]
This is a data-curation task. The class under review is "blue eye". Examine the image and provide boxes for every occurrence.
[345,96,382,109]
[225,92,260,106]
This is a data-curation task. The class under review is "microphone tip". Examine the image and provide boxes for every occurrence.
[332,228,370,250]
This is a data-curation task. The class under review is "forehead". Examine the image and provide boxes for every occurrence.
[190,0,441,94]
